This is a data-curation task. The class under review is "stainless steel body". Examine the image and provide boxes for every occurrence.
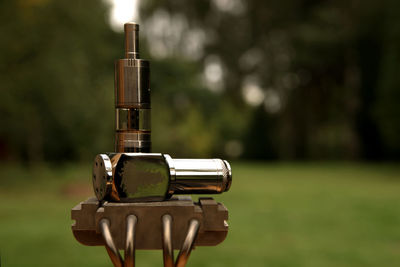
[169,158,232,194]
[92,153,232,202]
[73,22,232,267]
[115,23,151,153]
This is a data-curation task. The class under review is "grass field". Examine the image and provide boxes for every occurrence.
[0,162,399,266]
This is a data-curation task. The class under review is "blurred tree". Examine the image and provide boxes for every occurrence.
[139,0,400,160]
[1,0,399,162]
[0,0,120,162]
[374,0,400,160]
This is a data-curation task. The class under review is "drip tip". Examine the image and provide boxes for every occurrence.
[124,22,139,59]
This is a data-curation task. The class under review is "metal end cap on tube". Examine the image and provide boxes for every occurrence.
[125,22,139,30]
[165,157,233,194]
[92,154,113,200]
[223,160,232,192]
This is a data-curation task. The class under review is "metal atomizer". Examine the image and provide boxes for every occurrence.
[92,23,232,202]
[115,23,151,153]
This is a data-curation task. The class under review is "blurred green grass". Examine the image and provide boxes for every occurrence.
[0,162,399,266]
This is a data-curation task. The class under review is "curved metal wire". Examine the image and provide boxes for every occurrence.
[124,215,138,267]
[99,218,124,267]
[99,214,201,267]
[175,219,200,267]
[162,214,174,267]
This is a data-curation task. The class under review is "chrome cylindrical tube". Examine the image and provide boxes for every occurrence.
[124,23,139,59]
[115,23,151,153]
[92,153,232,202]
[168,158,232,194]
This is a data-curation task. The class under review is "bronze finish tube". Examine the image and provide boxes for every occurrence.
[100,218,124,267]
[175,219,200,267]
[115,23,151,153]
[124,214,137,267]
[162,214,174,267]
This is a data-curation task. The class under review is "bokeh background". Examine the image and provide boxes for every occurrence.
[0,0,399,266]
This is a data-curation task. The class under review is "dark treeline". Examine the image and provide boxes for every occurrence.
[0,0,399,162]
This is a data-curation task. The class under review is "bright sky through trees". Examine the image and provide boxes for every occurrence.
[107,0,138,31]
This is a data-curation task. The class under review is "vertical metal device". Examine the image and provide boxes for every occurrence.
[92,22,232,203]
[73,22,232,267]
[115,23,151,153]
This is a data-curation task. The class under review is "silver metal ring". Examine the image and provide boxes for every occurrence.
[163,154,176,181]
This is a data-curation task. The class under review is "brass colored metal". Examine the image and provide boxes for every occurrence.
[175,219,200,267]
[92,153,232,202]
[99,218,124,267]
[124,215,137,267]
[162,214,174,267]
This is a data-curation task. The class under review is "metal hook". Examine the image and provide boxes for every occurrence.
[125,215,138,267]
[162,214,175,267]
[175,219,200,267]
[99,218,124,267]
